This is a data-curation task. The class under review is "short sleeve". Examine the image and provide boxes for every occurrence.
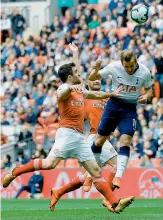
[57,83,69,97]
[144,72,152,88]
[99,63,113,79]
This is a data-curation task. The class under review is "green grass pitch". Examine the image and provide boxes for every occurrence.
[1,199,163,220]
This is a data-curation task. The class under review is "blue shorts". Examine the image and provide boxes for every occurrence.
[98,98,137,137]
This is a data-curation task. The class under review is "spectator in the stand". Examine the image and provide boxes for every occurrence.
[15,171,43,198]
[0,133,8,145]
[129,146,139,161]
[88,14,100,29]
[10,9,25,38]
[16,124,32,149]
[142,140,158,165]
[38,102,58,131]
[13,90,28,109]
[36,91,46,107]
[2,154,12,170]
[0,12,12,42]
[14,63,25,80]
[156,143,163,159]
[154,51,163,97]
[145,121,160,140]
[32,144,47,159]
[16,150,29,165]
[26,107,37,124]
[1,1,162,167]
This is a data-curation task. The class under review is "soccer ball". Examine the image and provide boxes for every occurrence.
[130,4,149,24]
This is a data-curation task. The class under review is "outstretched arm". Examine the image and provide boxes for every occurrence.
[69,43,81,73]
[84,87,123,100]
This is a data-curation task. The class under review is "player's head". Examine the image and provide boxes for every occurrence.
[120,50,137,75]
[58,62,81,84]
[86,72,101,91]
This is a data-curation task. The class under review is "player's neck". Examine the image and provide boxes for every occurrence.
[65,80,73,85]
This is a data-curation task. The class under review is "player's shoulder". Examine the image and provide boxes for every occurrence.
[57,83,69,92]
[137,62,150,75]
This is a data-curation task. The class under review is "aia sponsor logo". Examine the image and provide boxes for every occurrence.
[1,170,22,198]
[117,83,136,92]
[139,168,163,198]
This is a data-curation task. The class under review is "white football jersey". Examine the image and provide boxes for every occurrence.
[99,61,152,103]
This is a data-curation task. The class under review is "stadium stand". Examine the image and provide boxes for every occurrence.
[1,0,163,169]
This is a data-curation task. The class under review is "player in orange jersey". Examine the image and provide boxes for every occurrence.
[3,49,134,213]
[46,43,134,212]
[48,43,121,211]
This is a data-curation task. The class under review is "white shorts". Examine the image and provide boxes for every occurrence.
[48,128,95,162]
[87,134,117,167]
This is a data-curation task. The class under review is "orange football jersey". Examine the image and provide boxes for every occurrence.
[84,99,107,134]
[58,90,85,133]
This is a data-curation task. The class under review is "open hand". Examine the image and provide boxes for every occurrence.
[93,60,101,70]
[111,86,124,97]
[69,42,79,53]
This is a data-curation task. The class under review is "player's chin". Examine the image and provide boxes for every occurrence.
[92,85,101,90]
[75,80,82,84]
[127,72,134,75]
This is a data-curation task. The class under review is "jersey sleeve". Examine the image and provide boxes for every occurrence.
[57,83,69,97]
[143,72,152,88]
[99,63,114,79]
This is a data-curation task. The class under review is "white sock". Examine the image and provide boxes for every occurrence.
[115,155,129,178]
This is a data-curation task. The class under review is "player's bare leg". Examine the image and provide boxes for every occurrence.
[113,134,132,188]
[81,160,134,213]
[2,157,61,188]
[83,156,118,210]
[83,156,117,192]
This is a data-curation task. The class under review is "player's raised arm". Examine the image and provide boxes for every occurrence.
[84,87,123,100]
[69,43,81,73]
[89,61,114,81]
[88,60,102,81]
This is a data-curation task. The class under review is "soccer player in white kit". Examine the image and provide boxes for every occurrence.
[89,50,153,188]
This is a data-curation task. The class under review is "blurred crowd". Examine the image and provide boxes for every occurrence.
[1,0,163,168]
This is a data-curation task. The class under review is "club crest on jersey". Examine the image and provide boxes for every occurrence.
[71,98,84,107]
[93,101,106,109]
[117,83,136,92]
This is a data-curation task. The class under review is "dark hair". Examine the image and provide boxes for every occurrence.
[6,154,11,162]
[18,151,24,156]
[120,50,137,63]
[58,62,76,83]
